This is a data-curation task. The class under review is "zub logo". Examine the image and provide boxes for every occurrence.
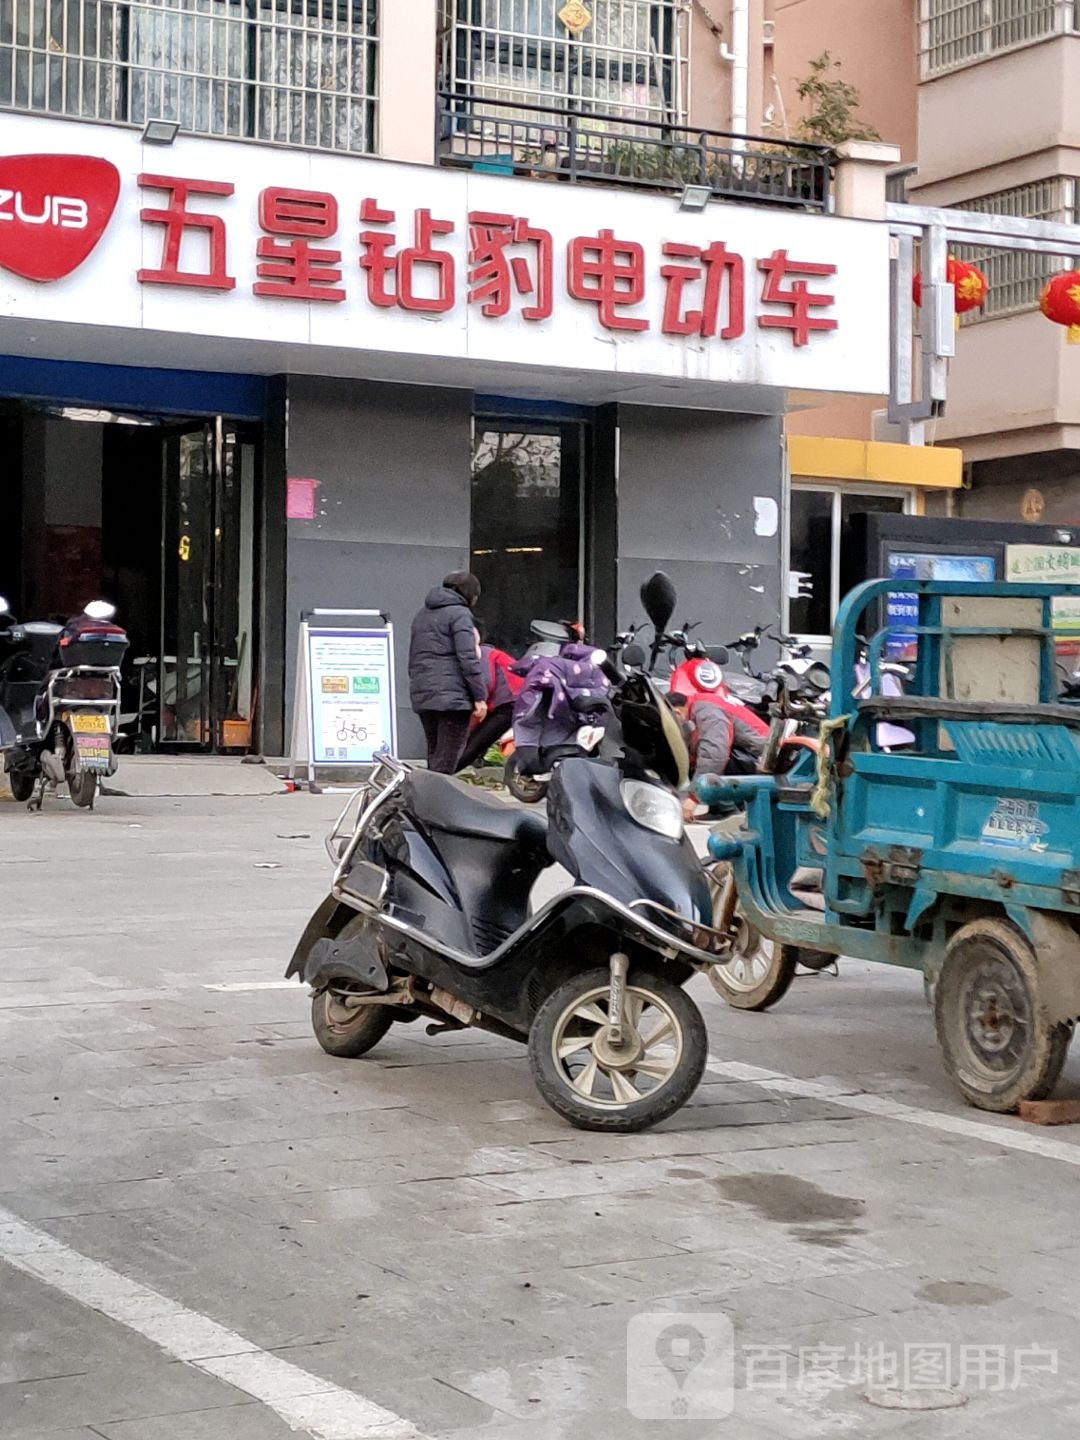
[0,192,90,229]
[0,154,120,281]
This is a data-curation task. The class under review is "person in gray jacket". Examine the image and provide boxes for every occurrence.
[407,572,487,772]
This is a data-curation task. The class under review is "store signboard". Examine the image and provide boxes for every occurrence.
[886,552,997,657]
[289,611,396,777]
[1007,545,1080,652]
[0,113,891,397]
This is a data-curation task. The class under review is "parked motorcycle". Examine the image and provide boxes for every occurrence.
[638,573,770,778]
[503,620,610,804]
[0,597,127,810]
[286,651,722,1133]
[703,655,835,1011]
[619,577,836,1012]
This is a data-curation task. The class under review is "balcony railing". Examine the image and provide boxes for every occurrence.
[436,92,832,212]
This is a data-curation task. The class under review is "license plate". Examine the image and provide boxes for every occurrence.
[71,713,109,734]
[73,733,112,772]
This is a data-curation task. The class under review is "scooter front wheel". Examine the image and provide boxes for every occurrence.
[705,867,797,1011]
[528,968,707,1132]
[708,925,798,1011]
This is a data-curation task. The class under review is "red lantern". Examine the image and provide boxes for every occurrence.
[1040,271,1080,344]
[912,256,988,314]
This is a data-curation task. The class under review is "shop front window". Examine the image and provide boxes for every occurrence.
[788,486,911,639]
[470,420,584,656]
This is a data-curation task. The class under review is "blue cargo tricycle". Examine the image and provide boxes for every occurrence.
[699,578,1080,1113]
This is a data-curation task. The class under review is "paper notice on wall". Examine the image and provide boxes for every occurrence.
[287,477,319,520]
[753,497,778,537]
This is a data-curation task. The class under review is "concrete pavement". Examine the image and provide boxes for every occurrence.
[3,789,1080,1439]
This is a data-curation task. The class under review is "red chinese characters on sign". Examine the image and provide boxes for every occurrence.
[567,229,648,331]
[137,174,235,291]
[660,240,745,339]
[467,212,553,321]
[358,200,455,313]
[757,249,837,347]
[126,172,842,348]
[254,188,345,302]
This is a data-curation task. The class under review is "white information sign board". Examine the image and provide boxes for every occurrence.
[1007,545,1080,651]
[288,611,397,778]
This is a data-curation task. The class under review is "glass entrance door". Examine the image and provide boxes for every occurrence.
[159,420,257,750]
[470,420,585,655]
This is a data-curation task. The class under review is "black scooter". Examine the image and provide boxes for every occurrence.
[287,652,723,1133]
[0,597,128,810]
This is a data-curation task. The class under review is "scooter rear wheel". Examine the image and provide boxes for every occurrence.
[312,990,394,1058]
[8,770,34,803]
[504,753,548,804]
[67,772,97,809]
[528,967,707,1132]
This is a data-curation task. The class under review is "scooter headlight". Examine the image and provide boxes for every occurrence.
[620,780,683,840]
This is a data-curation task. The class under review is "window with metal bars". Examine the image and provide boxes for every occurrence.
[0,0,378,154]
[953,178,1080,320]
[439,0,689,125]
[920,0,1078,78]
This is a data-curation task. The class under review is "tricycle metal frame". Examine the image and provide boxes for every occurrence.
[701,580,1080,1098]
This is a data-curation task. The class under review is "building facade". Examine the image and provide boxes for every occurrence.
[751,0,1080,535]
[1,1,899,756]
[910,0,1080,524]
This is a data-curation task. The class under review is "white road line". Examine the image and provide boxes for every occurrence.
[0,1206,424,1440]
[706,1056,1080,1168]
[204,980,299,991]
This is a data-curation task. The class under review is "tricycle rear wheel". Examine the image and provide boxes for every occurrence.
[935,917,1073,1113]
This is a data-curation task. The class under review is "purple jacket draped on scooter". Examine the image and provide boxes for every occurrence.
[512,643,610,755]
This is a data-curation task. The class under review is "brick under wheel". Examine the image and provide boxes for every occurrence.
[528,967,708,1133]
[934,917,1073,1113]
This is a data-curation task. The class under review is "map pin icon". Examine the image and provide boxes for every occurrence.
[656,1322,707,1391]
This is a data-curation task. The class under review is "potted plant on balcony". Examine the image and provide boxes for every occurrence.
[794,51,881,148]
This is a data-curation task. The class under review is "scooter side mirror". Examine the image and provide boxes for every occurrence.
[805,662,832,693]
[639,572,676,637]
[84,600,117,621]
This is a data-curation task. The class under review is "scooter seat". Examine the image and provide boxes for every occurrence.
[406,769,549,850]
